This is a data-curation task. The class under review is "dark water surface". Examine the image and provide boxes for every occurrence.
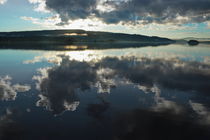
[0,44,210,140]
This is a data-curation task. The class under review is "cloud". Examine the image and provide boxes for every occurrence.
[0,75,31,101]
[45,0,98,23]
[21,16,39,22]
[21,15,105,30]
[29,0,210,26]
[28,0,49,13]
[97,0,210,25]
[21,16,61,28]
[0,0,7,5]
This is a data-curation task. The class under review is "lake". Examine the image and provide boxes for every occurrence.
[0,43,210,140]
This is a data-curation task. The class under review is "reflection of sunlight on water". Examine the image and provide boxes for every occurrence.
[23,49,185,65]
[24,50,104,64]
[64,45,88,50]
[66,50,100,61]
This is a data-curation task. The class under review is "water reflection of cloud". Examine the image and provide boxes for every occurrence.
[33,57,118,115]
[0,75,31,101]
[99,57,210,94]
[32,67,51,90]
[23,50,99,64]
[113,106,210,140]
[34,55,210,115]
[95,68,116,93]
[138,84,184,114]
[0,108,24,140]
[23,53,62,64]
[34,58,97,115]
[87,96,110,120]
[190,101,210,125]
[112,85,210,139]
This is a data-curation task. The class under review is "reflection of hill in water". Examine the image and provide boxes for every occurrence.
[0,42,173,50]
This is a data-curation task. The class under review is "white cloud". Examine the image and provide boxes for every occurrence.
[21,15,106,31]
[21,15,61,28]
[0,0,7,5]
[21,16,39,23]
[28,0,49,13]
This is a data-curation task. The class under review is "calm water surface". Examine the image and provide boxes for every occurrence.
[0,44,210,140]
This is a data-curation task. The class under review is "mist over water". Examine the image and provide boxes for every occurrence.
[0,44,210,139]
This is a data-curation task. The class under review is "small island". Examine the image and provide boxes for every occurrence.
[188,40,199,46]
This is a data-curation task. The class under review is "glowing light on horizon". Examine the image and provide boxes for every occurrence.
[63,33,88,36]
[64,45,88,50]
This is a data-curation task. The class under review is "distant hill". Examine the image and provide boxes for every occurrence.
[0,30,175,50]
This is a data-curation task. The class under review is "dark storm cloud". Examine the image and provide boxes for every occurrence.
[44,0,210,25]
[45,0,98,24]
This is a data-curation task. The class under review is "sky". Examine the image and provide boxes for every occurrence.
[0,0,210,38]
